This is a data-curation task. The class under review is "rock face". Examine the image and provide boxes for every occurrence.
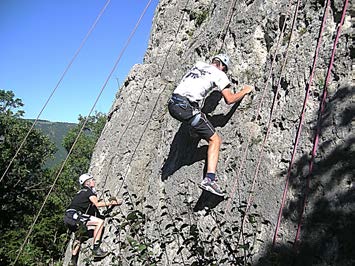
[68,0,354,265]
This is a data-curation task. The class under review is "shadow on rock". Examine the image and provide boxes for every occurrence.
[161,123,206,181]
[193,190,225,211]
[255,85,355,266]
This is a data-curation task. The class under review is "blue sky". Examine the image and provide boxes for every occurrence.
[0,0,159,123]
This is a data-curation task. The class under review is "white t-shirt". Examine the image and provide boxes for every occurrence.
[174,61,230,108]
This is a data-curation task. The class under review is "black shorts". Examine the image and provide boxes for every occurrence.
[168,94,215,140]
[190,112,216,140]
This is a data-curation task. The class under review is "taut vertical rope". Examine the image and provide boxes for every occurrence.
[293,0,349,248]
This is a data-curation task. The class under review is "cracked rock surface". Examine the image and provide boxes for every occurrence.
[64,1,354,265]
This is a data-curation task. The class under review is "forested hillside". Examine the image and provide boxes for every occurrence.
[30,119,77,167]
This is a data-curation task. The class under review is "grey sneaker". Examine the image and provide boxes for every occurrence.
[199,178,225,196]
[92,247,108,258]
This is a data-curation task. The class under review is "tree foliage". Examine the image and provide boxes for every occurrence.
[0,90,107,265]
[0,90,24,117]
[0,90,56,265]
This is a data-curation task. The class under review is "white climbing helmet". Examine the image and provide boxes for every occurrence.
[212,54,230,70]
[79,173,93,185]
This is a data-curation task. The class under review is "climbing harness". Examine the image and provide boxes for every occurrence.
[168,94,201,126]
[63,209,91,232]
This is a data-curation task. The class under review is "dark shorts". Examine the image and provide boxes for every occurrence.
[190,112,216,140]
[168,94,216,140]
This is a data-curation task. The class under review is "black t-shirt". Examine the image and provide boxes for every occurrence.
[68,186,99,216]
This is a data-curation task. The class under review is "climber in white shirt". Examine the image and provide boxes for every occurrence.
[168,54,253,196]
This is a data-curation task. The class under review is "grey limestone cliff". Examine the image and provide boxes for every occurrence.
[66,0,354,265]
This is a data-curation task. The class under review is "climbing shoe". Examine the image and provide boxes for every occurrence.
[199,177,225,197]
[92,247,108,258]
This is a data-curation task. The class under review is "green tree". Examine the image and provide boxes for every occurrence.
[0,90,56,265]
[0,89,107,265]
[0,90,24,117]
[60,112,107,189]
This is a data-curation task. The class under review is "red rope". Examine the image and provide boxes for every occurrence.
[225,0,301,254]
[225,0,294,213]
[228,0,301,223]
[272,0,331,246]
[293,0,349,247]
[229,0,301,247]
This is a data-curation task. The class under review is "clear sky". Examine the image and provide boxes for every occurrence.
[0,0,159,123]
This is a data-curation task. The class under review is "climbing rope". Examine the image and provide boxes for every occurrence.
[243,0,301,246]
[225,0,294,213]
[238,0,301,252]
[95,2,191,263]
[182,0,238,66]
[222,0,300,252]
[271,0,331,246]
[114,84,169,197]
[0,0,112,184]
[12,0,154,264]
[98,78,150,195]
[224,3,296,253]
[217,0,238,51]
[99,0,191,198]
[292,0,349,247]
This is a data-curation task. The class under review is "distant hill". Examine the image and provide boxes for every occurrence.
[27,119,77,168]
